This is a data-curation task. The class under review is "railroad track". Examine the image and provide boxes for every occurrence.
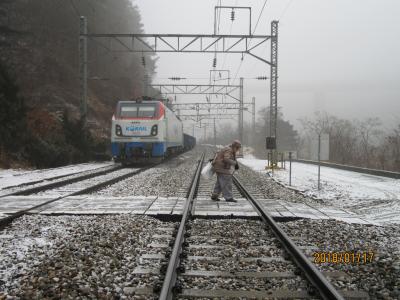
[0,165,151,230]
[126,154,367,299]
[0,164,121,198]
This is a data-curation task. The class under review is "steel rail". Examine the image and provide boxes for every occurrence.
[233,176,345,300]
[159,153,205,300]
[0,164,114,191]
[0,166,149,231]
[0,165,123,198]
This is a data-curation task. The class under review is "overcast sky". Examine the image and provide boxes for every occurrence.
[133,0,400,132]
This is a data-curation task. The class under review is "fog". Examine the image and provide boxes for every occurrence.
[133,0,400,131]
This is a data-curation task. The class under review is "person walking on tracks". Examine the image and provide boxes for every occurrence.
[210,140,241,202]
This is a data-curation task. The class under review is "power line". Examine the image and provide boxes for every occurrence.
[232,58,244,85]
[231,0,269,81]
[247,0,268,49]
[222,0,237,69]
[252,0,268,35]
[69,0,80,17]
[217,0,222,34]
[279,0,294,21]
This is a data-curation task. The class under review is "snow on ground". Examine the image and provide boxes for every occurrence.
[239,155,400,224]
[0,162,113,190]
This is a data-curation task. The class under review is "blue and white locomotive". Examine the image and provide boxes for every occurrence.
[111,98,195,163]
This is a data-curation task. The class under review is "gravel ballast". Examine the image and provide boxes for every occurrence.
[0,215,176,299]
[179,219,309,293]
[280,219,400,299]
[94,149,203,197]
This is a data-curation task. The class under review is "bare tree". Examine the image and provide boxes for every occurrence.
[356,118,382,168]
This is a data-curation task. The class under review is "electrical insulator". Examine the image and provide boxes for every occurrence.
[141,56,146,66]
[212,57,217,68]
[231,9,235,21]
[256,76,268,80]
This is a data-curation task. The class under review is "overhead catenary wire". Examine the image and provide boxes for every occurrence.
[232,58,244,85]
[248,0,268,48]
[232,0,269,84]
[252,0,269,35]
[279,0,294,21]
[222,0,238,69]
[69,0,81,17]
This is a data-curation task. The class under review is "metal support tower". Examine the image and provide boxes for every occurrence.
[252,97,256,146]
[179,114,238,122]
[83,33,271,64]
[147,83,241,101]
[269,20,279,165]
[79,17,279,152]
[171,102,252,111]
[79,16,88,126]
[213,118,217,147]
[239,77,244,143]
[143,74,149,96]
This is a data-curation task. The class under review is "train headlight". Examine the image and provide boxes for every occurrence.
[151,124,158,136]
[116,125,122,136]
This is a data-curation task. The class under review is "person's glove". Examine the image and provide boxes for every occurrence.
[235,163,239,170]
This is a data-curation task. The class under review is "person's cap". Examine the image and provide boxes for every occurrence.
[232,140,242,147]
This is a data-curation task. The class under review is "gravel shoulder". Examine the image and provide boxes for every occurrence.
[0,215,176,299]
[236,163,325,205]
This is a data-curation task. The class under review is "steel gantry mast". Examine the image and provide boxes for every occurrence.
[147,82,245,139]
[147,83,241,101]
[79,14,279,162]
[269,20,279,166]
[79,16,88,127]
[171,102,252,111]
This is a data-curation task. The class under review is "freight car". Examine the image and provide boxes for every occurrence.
[183,133,196,150]
[111,99,195,164]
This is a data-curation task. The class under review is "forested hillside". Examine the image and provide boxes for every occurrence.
[0,0,156,167]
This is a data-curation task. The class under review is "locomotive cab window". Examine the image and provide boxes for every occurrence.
[119,104,157,118]
[138,106,156,117]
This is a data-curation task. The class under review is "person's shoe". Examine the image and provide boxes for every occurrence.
[211,196,220,201]
[225,198,237,203]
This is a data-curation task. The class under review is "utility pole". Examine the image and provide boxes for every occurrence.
[213,118,217,147]
[269,20,279,166]
[318,133,321,190]
[79,16,88,127]
[239,77,244,144]
[143,74,149,96]
[252,97,256,146]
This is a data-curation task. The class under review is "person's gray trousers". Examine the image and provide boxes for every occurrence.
[212,173,233,199]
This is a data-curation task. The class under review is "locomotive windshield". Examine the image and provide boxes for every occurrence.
[119,103,157,118]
